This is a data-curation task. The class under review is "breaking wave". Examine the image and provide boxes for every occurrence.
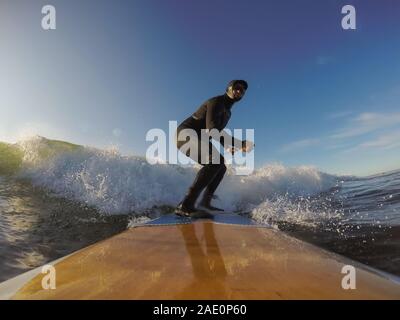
[1,136,339,217]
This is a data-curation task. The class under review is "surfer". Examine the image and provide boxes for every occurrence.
[174,80,253,217]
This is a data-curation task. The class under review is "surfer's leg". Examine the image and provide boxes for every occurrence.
[199,154,226,211]
[175,131,223,214]
[204,162,226,196]
[180,164,222,210]
[174,128,217,215]
[184,139,225,203]
[195,142,226,211]
[204,143,226,195]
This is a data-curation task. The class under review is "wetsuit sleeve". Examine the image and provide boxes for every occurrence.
[205,99,219,130]
[220,130,244,148]
[205,97,243,147]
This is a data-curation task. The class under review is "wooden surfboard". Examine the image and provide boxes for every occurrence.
[1,214,399,299]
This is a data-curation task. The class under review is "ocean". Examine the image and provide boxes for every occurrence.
[0,136,399,282]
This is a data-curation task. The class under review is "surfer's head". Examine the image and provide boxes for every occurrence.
[226,80,248,102]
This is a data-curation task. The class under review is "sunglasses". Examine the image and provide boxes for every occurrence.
[233,86,246,95]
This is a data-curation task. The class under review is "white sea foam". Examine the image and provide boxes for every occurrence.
[16,137,339,217]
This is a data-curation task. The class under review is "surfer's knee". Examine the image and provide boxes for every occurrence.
[210,162,226,174]
[218,155,226,172]
[205,163,223,174]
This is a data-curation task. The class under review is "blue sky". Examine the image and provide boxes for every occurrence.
[1,0,400,176]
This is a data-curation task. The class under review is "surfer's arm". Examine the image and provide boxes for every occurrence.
[220,130,245,148]
[205,99,219,130]
[205,100,239,147]
[224,136,255,154]
[204,126,244,149]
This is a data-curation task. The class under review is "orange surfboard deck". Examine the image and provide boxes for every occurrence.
[1,214,399,300]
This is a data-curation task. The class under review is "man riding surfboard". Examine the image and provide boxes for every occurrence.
[174,80,253,217]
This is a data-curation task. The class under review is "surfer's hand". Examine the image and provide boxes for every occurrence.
[241,140,254,153]
[225,141,254,154]
[225,147,238,155]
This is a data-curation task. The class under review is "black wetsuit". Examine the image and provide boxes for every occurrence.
[175,92,242,208]
[180,93,234,138]
[177,93,236,160]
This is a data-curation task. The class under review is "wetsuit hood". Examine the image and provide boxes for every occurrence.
[226,79,248,102]
[226,79,248,91]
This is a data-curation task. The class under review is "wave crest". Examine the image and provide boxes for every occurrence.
[5,137,339,215]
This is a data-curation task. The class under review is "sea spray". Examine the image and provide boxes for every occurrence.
[11,137,339,215]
